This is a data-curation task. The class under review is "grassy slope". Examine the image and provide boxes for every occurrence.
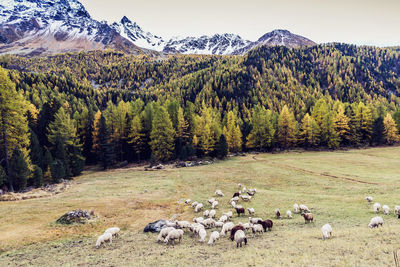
[1,147,400,266]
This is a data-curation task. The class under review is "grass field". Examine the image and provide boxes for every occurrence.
[1,147,400,266]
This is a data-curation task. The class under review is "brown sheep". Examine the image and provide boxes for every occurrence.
[302,213,314,223]
[232,192,240,198]
[230,225,245,241]
[235,207,245,217]
[257,219,273,232]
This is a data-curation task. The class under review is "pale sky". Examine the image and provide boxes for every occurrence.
[80,0,400,46]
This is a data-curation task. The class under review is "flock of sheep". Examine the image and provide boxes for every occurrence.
[94,188,395,249]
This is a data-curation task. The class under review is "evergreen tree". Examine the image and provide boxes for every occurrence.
[9,148,29,191]
[383,113,399,144]
[300,113,320,147]
[371,117,385,145]
[223,111,242,153]
[29,130,43,168]
[0,166,6,187]
[98,115,115,169]
[92,110,102,156]
[311,99,339,148]
[215,134,228,159]
[32,165,43,188]
[246,105,275,151]
[333,105,350,145]
[352,102,373,145]
[128,115,145,161]
[50,159,65,183]
[53,136,70,179]
[278,105,298,148]
[150,105,175,162]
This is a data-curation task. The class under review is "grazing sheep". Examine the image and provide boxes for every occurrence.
[218,215,228,223]
[235,207,245,217]
[190,223,205,235]
[223,211,233,219]
[302,213,314,223]
[164,229,184,245]
[176,221,191,229]
[299,204,310,213]
[373,203,381,213]
[193,217,204,223]
[211,201,219,209]
[248,188,257,194]
[191,201,199,208]
[247,208,255,216]
[231,201,237,208]
[236,204,243,209]
[321,224,332,239]
[249,217,263,224]
[209,209,216,218]
[220,222,235,236]
[247,191,255,196]
[293,203,299,214]
[215,221,224,228]
[275,209,282,219]
[286,210,293,219]
[166,221,177,227]
[208,198,216,204]
[203,210,210,218]
[201,218,216,228]
[185,199,191,204]
[95,233,112,248]
[257,219,273,232]
[233,192,240,198]
[242,187,247,193]
[368,216,383,228]
[251,224,264,237]
[195,203,204,213]
[365,196,373,203]
[104,227,120,238]
[231,196,240,202]
[394,205,400,215]
[208,231,220,245]
[198,228,207,243]
[157,227,175,243]
[241,195,251,202]
[215,190,225,197]
[230,225,245,241]
[382,205,390,215]
[234,230,247,248]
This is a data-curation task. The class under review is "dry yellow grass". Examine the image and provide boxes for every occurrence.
[1,147,400,266]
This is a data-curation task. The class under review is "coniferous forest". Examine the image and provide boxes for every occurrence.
[1,43,400,191]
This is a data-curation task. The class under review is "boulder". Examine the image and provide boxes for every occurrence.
[143,219,167,233]
[56,209,92,224]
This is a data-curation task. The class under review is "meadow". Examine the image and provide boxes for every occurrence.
[1,147,400,266]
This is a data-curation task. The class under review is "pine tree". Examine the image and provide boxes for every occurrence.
[278,105,298,148]
[353,102,373,145]
[99,115,115,169]
[223,111,242,153]
[128,115,145,161]
[246,105,275,151]
[53,136,70,179]
[215,134,228,159]
[383,113,399,144]
[47,107,79,148]
[371,117,385,145]
[92,110,102,156]
[333,105,350,145]
[29,130,43,168]
[32,165,43,188]
[9,148,29,191]
[50,159,65,183]
[311,99,339,148]
[300,113,320,147]
[150,105,175,162]
[0,166,6,187]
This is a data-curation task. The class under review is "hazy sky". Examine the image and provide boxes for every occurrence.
[80,0,400,46]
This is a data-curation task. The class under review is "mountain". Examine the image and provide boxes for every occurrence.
[0,0,143,56]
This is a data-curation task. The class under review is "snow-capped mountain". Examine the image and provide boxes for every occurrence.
[0,0,142,55]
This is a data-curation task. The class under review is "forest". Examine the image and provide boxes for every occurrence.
[1,43,400,192]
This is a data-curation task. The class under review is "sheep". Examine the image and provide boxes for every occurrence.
[208,198,216,204]
[293,203,299,214]
[230,225,245,241]
[249,217,263,224]
[299,204,310,213]
[365,196,373,203]
[166,221,177,228]
[238,222,252,232]
[215,221,224,228]
[195,203,204,213]
[257,219,273,232]
[247,208,255,216]
[241,195,251,202]
[238,183,242,188]
[251,223,264,237]
[203,210,210,218]
[193,217,204,223]
[95,233,112,248]
[383,205,390,215]
[198,228,207,243]
[215,190,224,197]
[189,223,205,235]
[218,215,228,223]
[185,199,191,204]
[373,203,381,213]
[175,220,191,229]
[220,222,235,236]
[234,230,247,248]
[368,216,383,228]
[157,227,175,243]
[231,196,240,202]
[223,211,233,219]
[242,187,247,193]
[247,191,255,196]
[275,209,282,219]
[209,209,216,218]
[286,210,293,219]
[201,218,216,228]
[104,227,120,238]
[191,201,199,208]
[248,188,257,194]
[302,213,314,223]
[211,201,219,209]
[321,224,332,239]
[235,207,245,217]
[164,229,184,245]
[232,192,240,198]
[231,201,237,208]
[208,231,220,245]
[395,205,400,215]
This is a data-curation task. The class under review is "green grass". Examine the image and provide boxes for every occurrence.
[1,147,400,266]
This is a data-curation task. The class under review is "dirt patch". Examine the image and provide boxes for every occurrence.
[0,182,71,201]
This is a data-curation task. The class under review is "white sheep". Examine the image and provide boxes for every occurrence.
[208,198,216,204]
[185,199,191,204]
[190,223,205,235]
[293,203,299,214]
[220,222,235,236]
[231,201,237,208]
[157,227,175,243]
[365,196,373,203]
[299,204,310,213]
[198,228,207,243]
[242,187,247,193]
[238,183,242,188]
[164,229,184,245]
[373,203,381,213]
[395,205,400,215]
[201,218,216,228]
[215,221,224,228]
[193,217,204,223]
[191,201,199,208]
[175,220,191,229]
[251,223,264,237]
[209,209,216,218]
[211,201,219,209]
[165,221,177,227]
[218,215,228,223]
[231,196,240,202]
[368,216,383,228]
[247,208,255,216]
[195,203,204,213]
[238,222,252,232]
[215,190,225,197]
[104,227,120,238]
[234,230,247,248]
[241,195,251,202]
[208,231,220,245]
[223,211,233,219]
[321,224,332,239]
[249,217,263,224]
[203,210,210,218]
[95,233,112,248]
[286,210,293,219]
[382,205,390,215]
